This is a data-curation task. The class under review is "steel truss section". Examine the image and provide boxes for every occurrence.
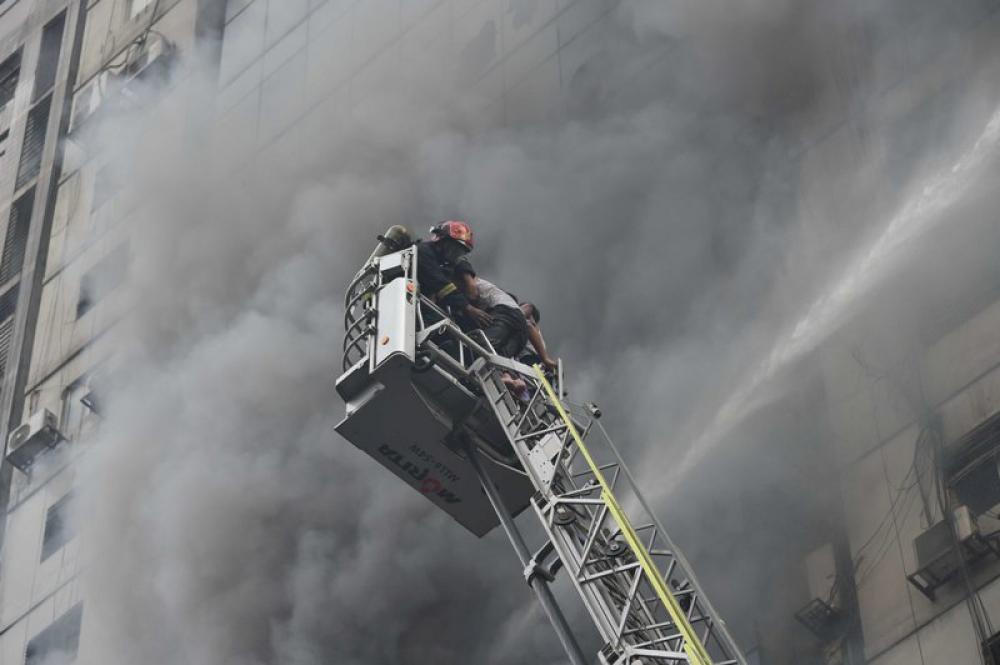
[472,361,746,665]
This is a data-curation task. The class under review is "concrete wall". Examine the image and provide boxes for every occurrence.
[814,6,1000,658]
[0,1,202,664]
[0,6,83,661]
[781,0,1000,661]
[0,465,79,624]
[821,183,1000,662]
[213,0,624,173]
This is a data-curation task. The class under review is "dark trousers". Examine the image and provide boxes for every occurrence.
[483,305,529,357]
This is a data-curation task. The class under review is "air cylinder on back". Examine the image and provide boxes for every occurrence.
[349,225,414,290]
[366,225,413,264]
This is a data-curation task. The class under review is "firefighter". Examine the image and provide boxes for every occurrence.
[416,220,491,329]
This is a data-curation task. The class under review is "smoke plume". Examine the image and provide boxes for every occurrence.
[62,1,1000,664]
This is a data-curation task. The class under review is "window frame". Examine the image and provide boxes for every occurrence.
[75,242,129,319]
[40,491,75,561]
[24,603,83,665]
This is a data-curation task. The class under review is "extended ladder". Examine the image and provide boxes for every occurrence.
[471,360,745,665]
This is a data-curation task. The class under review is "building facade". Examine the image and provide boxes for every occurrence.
[0,0,220,662]
[0,2,90,663]
[792,5,1000,665]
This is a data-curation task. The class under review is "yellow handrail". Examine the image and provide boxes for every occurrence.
[534,366,713,665]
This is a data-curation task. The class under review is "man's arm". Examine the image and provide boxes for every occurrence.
[451,257,491,325]
[453,258,479,300]
[527,321,558,370]
[458,271,479,302]
[457,272,492,325]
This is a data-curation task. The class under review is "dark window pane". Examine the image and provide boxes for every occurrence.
[16,96,51,189]
[24,604,82,665]
[34,12,65,101]
[985,630,1000,665]
[41,492,75,561]
[0,281,15,321]
[76,243,129,319]
[0,50,19,109]
[0,287,18,382]
[949,412,1000,515]
[0,187,33,284]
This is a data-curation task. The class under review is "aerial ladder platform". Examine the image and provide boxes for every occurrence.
[335,232,746,665]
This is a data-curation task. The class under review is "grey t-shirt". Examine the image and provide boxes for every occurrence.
[475,278,519,310]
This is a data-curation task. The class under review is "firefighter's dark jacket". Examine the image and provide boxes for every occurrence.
[416,241,475,312]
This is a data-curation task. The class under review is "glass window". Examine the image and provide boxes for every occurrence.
[24,604,82,665]
[0,287,18,382]
[16,96,50,189]
[34,12,65,101]
[41,492,75,561]
[949,413,1000,516]
[60,378,91,441]
[0,50,19,110]
[0,186,34,284]
[76,243,129,319]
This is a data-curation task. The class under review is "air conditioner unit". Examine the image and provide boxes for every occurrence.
[796,543,844,642]
[70,73,108,133]
[795,597,843,643]
[908,505,1000,601]
[954,504,978,541]
[6,409,64,472]
[985,631,1000,665]
[915,507,978,570]
[123,37,176,84]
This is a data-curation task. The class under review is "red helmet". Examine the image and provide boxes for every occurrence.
[430,220,474,250]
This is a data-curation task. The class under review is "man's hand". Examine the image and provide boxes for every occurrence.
[542,356,559,371]
[465,305,493,327]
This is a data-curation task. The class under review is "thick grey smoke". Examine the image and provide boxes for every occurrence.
[65,1,1000,664]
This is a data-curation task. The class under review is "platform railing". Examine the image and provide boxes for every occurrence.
[340,242,558,393]
[342,262,380,371]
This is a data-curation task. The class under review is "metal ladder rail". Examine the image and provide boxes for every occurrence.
[478,365,684,662]
[585,416,744,664]
[477,366,639,651]
[537,479,678,653]
[531,368,742,665]
[523,392,690,662]
[529,426,672,653]
[491,377,667,641]
[505,382,670,645]
[474,361,745,665]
